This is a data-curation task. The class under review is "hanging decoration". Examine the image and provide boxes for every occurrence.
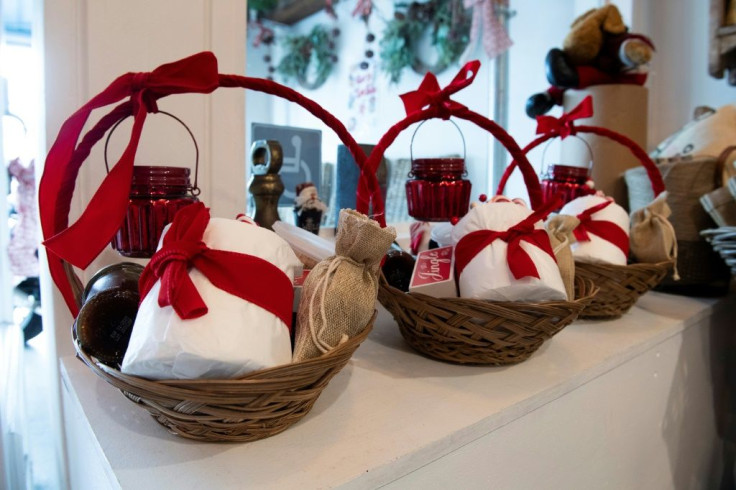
[379,0,471,83]
[277,25,340,90]
[252,21,277,80]
[461,0,513,62]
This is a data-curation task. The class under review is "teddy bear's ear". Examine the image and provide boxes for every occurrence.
[599,4,627,35]
[569,8,597,29]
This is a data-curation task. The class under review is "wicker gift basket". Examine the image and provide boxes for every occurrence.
[39,52,386,442]
[495,97,673,320]
[360,63,598,366]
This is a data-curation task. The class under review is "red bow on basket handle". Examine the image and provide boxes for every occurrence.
[39,52,220,315]
[572,199,630,257]
[138,202,293,327]
[454,197,561,280]
[400,60,481,119]
[535,95,593,140]
[495,95,665,203]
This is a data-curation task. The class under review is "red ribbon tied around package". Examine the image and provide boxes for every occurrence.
[138,202,294,328]
[39,52,220,315]
[572,199,630,256]
[535,95,594,140]
[400,60,481,119]
[454,200,559,280]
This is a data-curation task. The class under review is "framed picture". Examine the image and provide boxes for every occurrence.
[251,123,322,206]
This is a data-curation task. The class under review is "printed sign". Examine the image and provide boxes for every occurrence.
[251,123,322,206]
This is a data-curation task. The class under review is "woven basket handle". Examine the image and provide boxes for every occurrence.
[41,62,379,316]
[357,105,543,216]
[496,126,666,201]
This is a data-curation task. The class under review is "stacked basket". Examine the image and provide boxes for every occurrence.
[360,63,598,365]
[495,101,673,320]
[39,52,386,442]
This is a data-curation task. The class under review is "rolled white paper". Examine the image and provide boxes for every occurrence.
[560,194,630,266]
[121,217,302,380]
[451,201,567,302]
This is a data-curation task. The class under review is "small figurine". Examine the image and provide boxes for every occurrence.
[293,181,328,234]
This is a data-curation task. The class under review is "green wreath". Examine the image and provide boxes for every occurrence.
[277,25,338,90]
[380,0,471,83]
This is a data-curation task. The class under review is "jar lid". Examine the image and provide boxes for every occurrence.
[411,158,465,175]
[547,164,591,179]
[131,165,191,188]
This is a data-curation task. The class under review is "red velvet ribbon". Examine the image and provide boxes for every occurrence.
[39,51,220,315]
[455,200,559,280]
[535,95,593,140]
[400,60,481,119]
[572,199,630,256]
[138,202,294,328]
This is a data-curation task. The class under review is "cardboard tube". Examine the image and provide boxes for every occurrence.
[561,85,648,208]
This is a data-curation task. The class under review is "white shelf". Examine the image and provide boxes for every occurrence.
[60,291,728,489]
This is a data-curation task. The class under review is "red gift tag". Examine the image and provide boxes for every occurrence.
[409,246,458,298]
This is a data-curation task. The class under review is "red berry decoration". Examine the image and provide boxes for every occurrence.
[450,217,460,225]
[478,194,488,202]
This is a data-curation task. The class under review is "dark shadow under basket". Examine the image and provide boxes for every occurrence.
[575,261,673,320]
[378,276,598,365]
[72,313,375,443]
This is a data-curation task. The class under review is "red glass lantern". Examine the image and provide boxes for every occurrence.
[539,136,595,210]
[405,120,471,222]
[109,112,200,258]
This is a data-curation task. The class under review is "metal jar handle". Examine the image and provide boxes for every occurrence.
[409,118,467,178]
[103,110,200,195]
[539,134,594,177]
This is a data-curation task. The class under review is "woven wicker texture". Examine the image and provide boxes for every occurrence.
[575,261,672,319]
[72,313,374,442]
[378,276,598,365]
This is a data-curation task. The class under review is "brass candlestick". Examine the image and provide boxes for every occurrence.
[248,140,284,230]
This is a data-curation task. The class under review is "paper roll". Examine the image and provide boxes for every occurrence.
[561,85,648,208]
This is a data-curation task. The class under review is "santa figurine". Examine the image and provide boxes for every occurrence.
[293,182,328,235]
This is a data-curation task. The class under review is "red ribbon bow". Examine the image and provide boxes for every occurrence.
[535,95,594,140]
[39,52,220,315]
[455,200,559,281]
[572,199,630,257]
[138,202,294,327]
[400,61,481,119]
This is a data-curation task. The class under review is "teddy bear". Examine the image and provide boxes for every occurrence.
[526,4,655,118]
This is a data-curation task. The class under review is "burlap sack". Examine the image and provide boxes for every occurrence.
[293,209,396,361]
[546,215,580,301]
[630,192,679,279]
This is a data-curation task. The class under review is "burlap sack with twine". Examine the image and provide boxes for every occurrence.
[293,209,396,361]
[546,215,580,301]
[630,192,679,279]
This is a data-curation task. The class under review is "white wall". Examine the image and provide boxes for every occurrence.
[642,0,736,149]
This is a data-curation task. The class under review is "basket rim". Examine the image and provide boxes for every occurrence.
[574,259,675,272]
[379,272,599,309]
[73,310,376,390]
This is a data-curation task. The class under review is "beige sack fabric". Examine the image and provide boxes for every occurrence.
[293,209,396,361]
[546,215,580,300]
[630,192,679,279]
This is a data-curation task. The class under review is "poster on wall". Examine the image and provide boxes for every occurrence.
[347,59,377,134]
[251,123,322,205]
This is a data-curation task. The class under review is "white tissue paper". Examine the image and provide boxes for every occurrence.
[121,217,302,380]
[559,195,630,266]
[451,201,567,302]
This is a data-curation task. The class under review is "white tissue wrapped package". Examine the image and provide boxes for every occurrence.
[560,195,630,266]
[451,201,567,302]
[121,217,302,380]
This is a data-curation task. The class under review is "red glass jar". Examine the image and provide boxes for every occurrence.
[111,166,198,258]
[406,158,472,222]
[540,164,596,210]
